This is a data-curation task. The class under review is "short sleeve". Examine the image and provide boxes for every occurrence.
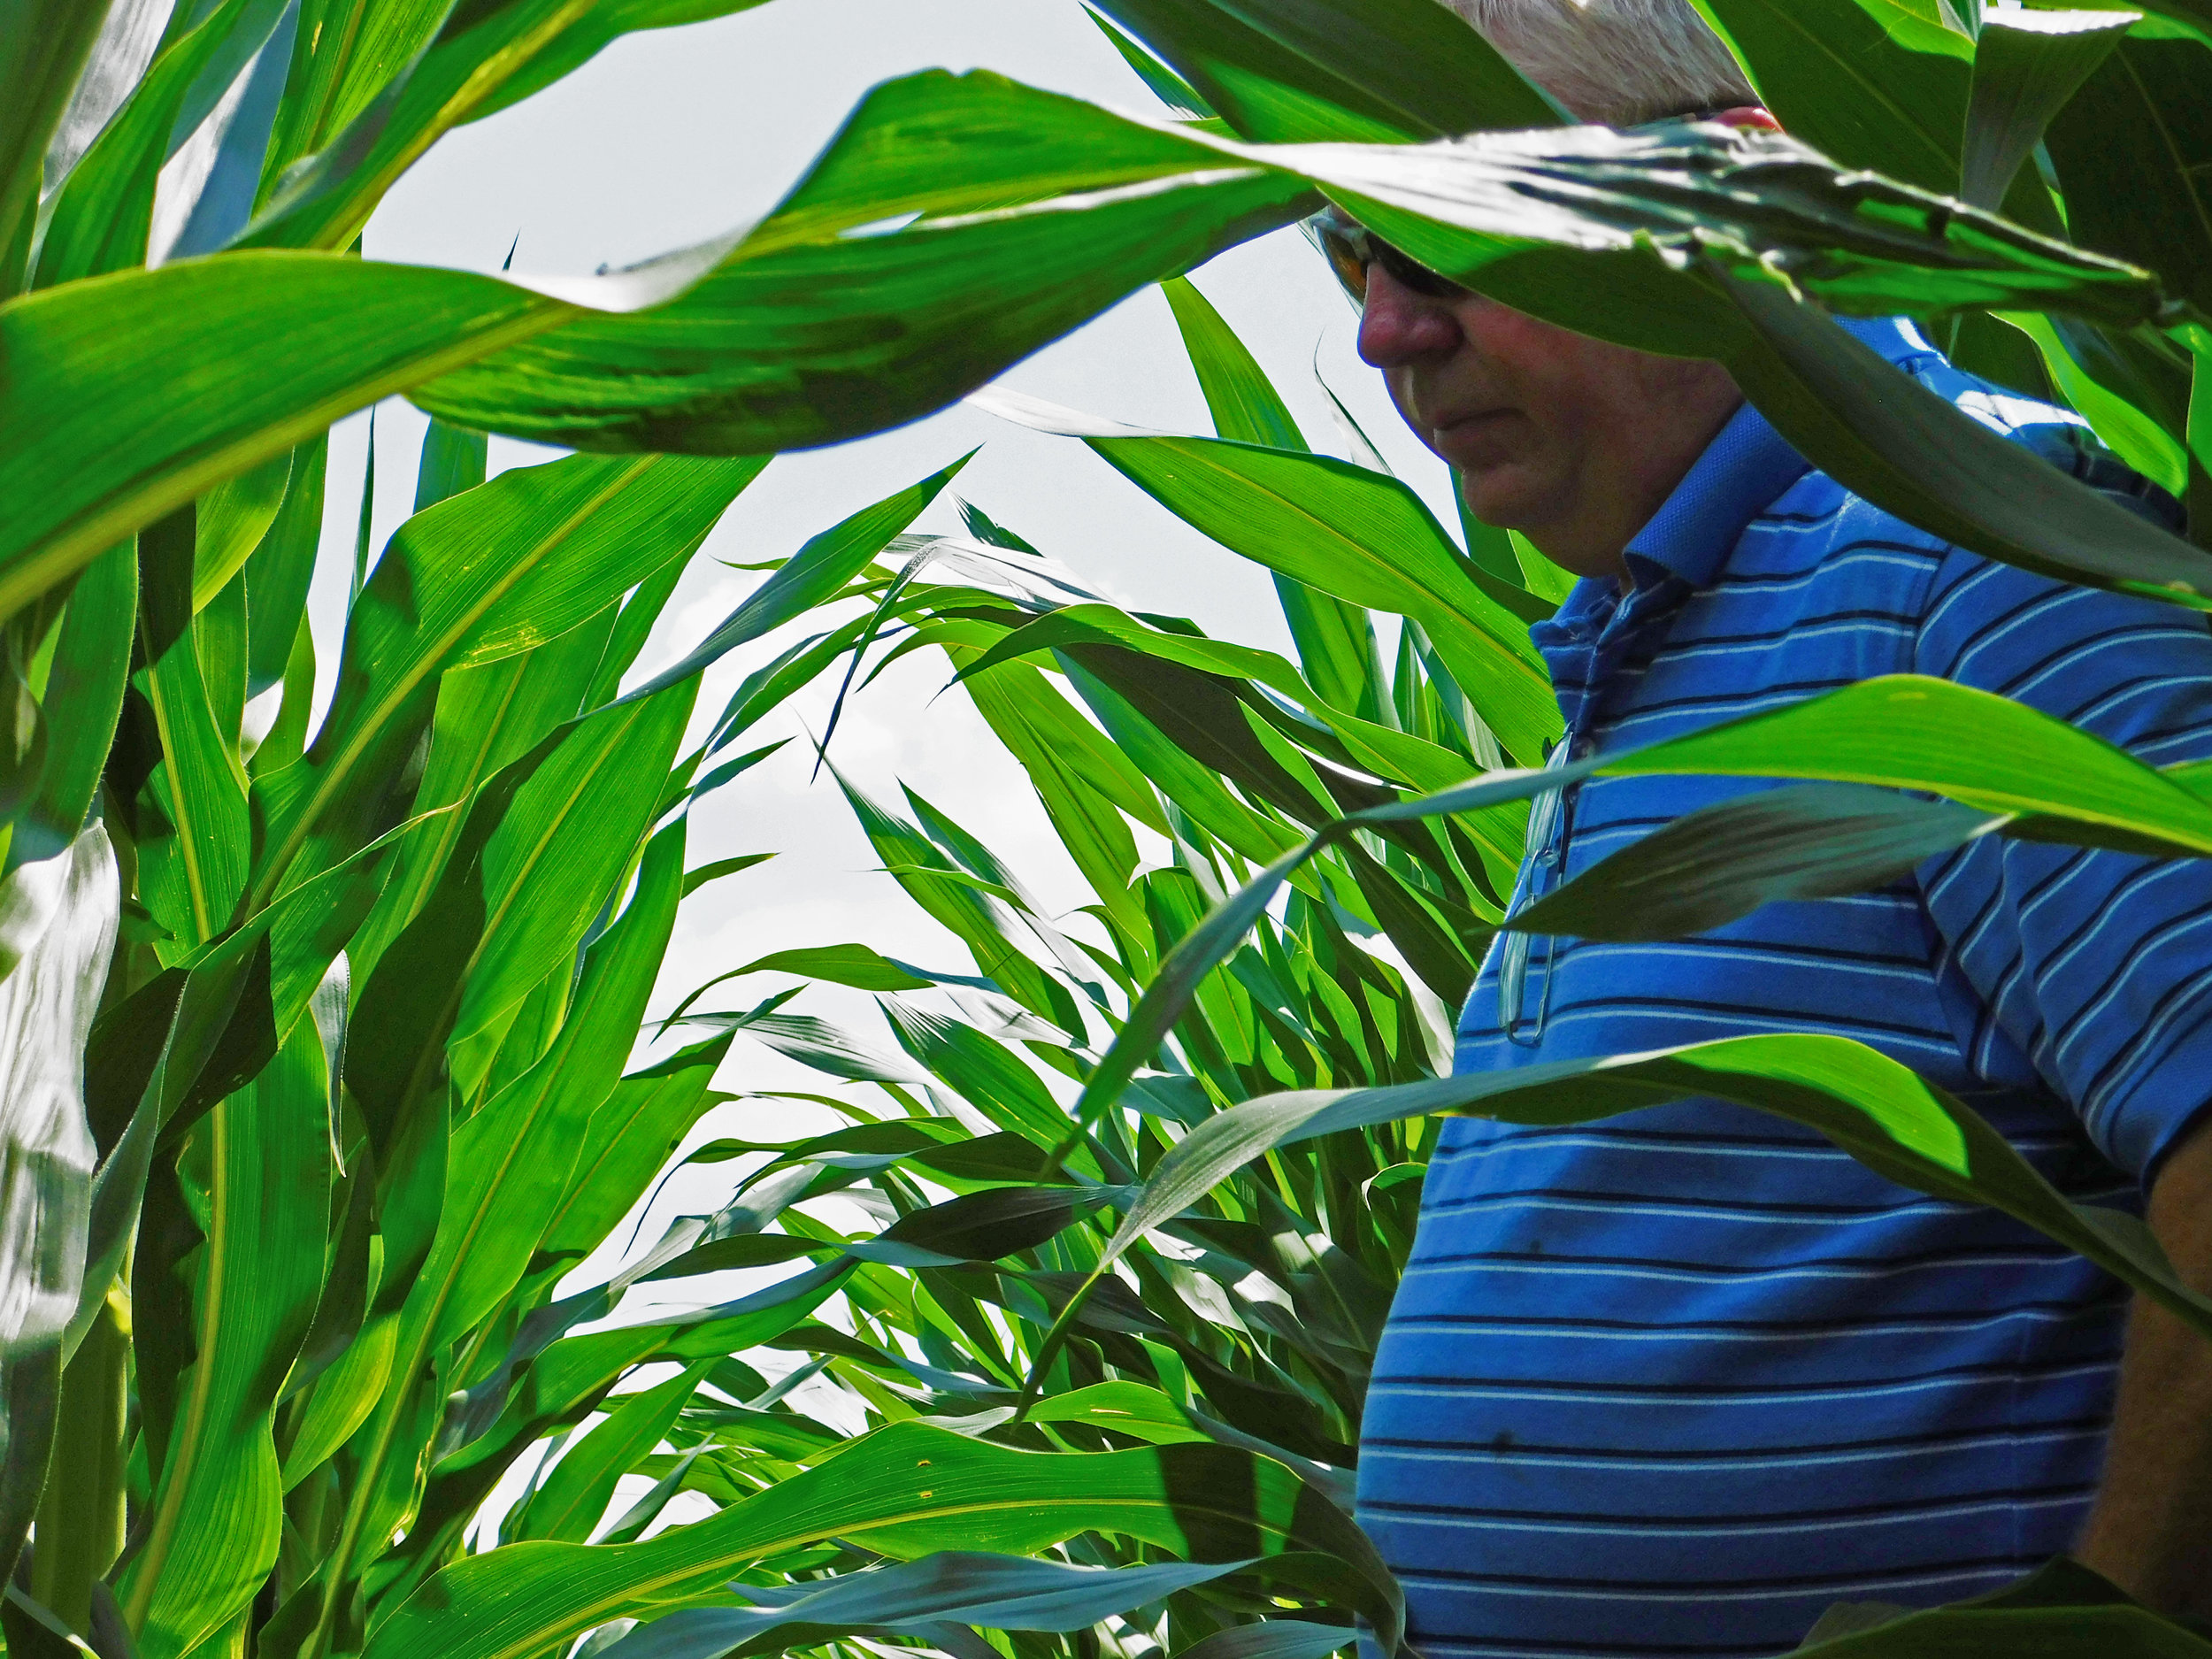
[1912,536,2212,1183]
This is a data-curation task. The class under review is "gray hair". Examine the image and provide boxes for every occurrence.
[1439,0,1758,125]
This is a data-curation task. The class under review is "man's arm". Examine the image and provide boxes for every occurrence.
[2074,1118,2212,1617]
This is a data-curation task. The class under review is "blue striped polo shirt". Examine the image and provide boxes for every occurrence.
[1355,317,2212,1658]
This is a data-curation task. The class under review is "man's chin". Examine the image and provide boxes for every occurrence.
[1454,469,1547,534]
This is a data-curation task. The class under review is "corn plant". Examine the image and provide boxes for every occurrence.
[7,0,2212,1655]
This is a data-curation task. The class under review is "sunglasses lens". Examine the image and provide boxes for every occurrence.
[1377,241,1463,299]
[1312,214,1463,305]
[1317,224,1370,303]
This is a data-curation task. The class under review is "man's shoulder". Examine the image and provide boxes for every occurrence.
[1731,352,2185,608]
[1877,349,2186,537]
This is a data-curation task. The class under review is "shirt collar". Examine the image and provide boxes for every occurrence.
[1541,315,1939,618]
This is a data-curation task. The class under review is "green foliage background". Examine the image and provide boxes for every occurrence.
[1,0,2210,1656]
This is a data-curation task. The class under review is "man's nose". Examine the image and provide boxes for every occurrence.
[1356,262,1461,367]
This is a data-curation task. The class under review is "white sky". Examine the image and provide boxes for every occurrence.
[322,0,1471,1311]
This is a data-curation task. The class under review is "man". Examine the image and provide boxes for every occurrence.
[1339,2,2212,1653]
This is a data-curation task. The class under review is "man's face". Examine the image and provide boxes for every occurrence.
[1356,261,1744,580]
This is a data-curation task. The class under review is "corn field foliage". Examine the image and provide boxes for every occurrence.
[1,0,2211,1654]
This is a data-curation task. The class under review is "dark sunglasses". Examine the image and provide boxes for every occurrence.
[1305,205,1467,304]
[1305,105,1755,306]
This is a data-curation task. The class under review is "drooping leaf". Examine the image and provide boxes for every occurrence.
[1503,782,2001,941]
[592,1553,1269,1659]
[6,75,2195,627]
[1718,274,2212,607]
[1115,1032,2212,1340]
[365,1421,1403,1659]
[1996,309,2189,496]
[1793,1556,2212,1656]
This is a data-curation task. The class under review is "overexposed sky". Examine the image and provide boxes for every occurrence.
[327,0,1468,1296]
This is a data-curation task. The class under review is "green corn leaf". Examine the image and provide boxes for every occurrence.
[11,541,134,873]
[730,946,933,993]
[509,1360,711,1545]
[449,680,693,1059]
[1175,1621,1355,1659]
[326,818,694,1622]
[114,1017,331,1655]
[1060,662,1306,873]
[280,1310,398,1493]
[1090,0,1561,141]
[1091,7,1217,119]
[1161,272,1390,720]
[433,815,693,1348]
[343,603,619,986]
[2043,32,2212,321]
[247,0,790,255]
[641,457,967,706]
[241,437,327,702]
[134,507,250,950]
[1962,8,2131,210]
[258,0,457,183]
[0,1351,59,1598]
[952,657,1148,929]
[365,1420,1403,1659]
[29,0,269,287]
[1161,274,1305,451]
[191,448,293,613]
[1996,310,2190,496]
[0,0,111,295]
[72,807,423,1366]
[1504,783,2003,941]
[588,552,689,708]
[737,1012,933,1086]
[532,1034,735,1280]
[975,398,1555,763]
[958,603,1314,709]
[1027,1379,1213,1444]
[1689,0,1971,194]
[413,418,488,512]
[1718,275,2212,607]
[841,778,1083,1038]
[250,449,758,906]
[390,1260,856,1598]
[584,1553,1270,1659]
[250,0,595,253]
[1793,1556,2212,1655]
[0,825,118,1358]
[460,0,786,126]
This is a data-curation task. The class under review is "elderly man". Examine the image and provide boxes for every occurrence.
[1336,2,2212,1654]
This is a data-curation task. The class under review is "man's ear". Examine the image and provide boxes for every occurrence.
[1710,105,1781,133]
